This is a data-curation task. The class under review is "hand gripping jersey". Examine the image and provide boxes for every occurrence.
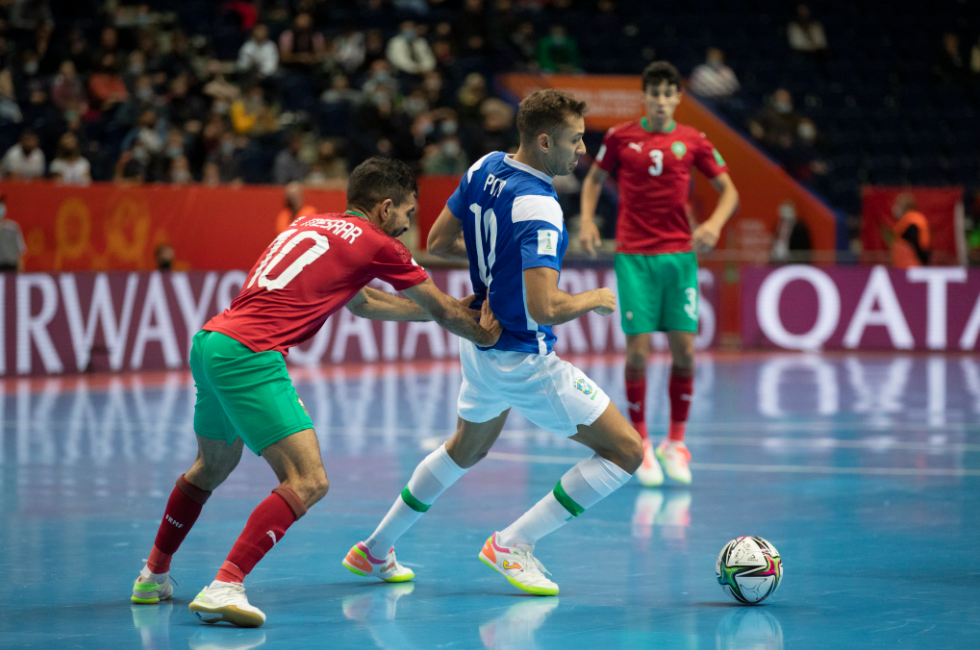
[205,212,428,354]
[447,152,568,356]
[596,119,728,255]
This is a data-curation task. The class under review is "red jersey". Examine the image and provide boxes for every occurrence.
[205,213,428,354]
[596,119,728,255]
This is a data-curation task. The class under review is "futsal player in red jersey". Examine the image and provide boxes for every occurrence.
[131,158,501,627]
[580,62,739,486]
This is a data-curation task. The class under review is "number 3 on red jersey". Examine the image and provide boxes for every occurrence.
[248,228,330,291]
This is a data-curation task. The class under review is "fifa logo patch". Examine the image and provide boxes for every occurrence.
[538,230,558,256]
[671,141,687,160]
[574,377,597,400]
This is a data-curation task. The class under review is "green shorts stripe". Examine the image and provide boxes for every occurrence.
[191,330,313,455]
[400,487,431,513]
[614,251,699,335]
[553,480,585,518]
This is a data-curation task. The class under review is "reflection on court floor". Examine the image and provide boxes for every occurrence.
[2,352,978,649]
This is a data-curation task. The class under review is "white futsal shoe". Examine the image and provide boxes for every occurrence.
[656,440,693,485]
[189,581,266,628]
[635,439,665,487]
[479,532,559,596]
[132,566,174,604]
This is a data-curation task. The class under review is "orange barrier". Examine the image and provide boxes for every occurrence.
[9,180,465,272]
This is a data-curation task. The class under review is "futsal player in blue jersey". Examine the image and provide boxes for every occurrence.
[343,90,643,596]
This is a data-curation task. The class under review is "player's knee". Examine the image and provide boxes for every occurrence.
[625,352,648,369]
[292,471,329,507]
[309,472,330,504]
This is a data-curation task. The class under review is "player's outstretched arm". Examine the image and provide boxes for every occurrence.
[427,206,468,261]
[523,266,616,326]
[402,279,502,347]
[692,172,739,252]
[578,164,608,257]
[345,287,433,322]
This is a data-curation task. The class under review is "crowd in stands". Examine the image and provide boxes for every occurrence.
[0,0,602,189]
[0,0,978,253]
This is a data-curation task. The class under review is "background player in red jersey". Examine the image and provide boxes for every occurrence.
[131,157,502,627]
[579,61,739,486]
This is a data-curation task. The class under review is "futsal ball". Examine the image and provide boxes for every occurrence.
[716,536,783,604]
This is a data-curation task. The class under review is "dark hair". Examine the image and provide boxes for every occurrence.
[642,61,681,92]
[516,89,588,144]
[347,157,418,210]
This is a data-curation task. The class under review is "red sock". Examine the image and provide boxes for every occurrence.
[215,486,307,584]
[668,369,694,442]
[147,475,211,573]
[625,365,648,441]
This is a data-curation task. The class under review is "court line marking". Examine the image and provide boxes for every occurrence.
[420,432,980,454]
[483,451,980,477]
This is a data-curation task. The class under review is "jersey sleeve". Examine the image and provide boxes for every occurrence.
[594,126,622,175]
[693,133,728,179]
[369,237,430,290]
[512,194,563,273]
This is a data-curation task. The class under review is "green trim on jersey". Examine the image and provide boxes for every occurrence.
[641,117,677,134]
[191,330,313,455]
[614,251,699,334]
[344,209,369,220]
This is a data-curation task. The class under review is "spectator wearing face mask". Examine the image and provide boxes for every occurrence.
[421,135,468,174]
[50,132,91,185]
[0,193,26,272]
[748,88,801,146]
[207,132,244,184]
[387,21,436,76]
[689,48,740,100]
[169,156,193,185]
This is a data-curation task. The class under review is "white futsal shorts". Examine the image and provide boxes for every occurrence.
[457,339,611,437]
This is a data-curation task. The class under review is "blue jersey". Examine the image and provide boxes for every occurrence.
[446,151,568,355]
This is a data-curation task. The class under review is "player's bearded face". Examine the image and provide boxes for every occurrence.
[547,115,586,176]
[381,196,417,238]
[643,81,681,126]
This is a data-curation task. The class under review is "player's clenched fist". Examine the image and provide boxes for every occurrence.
[593,288,617,316]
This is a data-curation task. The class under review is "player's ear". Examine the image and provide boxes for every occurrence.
[537,131,550,154]
[379,198,394,222]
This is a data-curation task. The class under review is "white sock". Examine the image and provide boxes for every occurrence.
[140,565,168,583]
[498,454,631,547]
[365,443,467,554]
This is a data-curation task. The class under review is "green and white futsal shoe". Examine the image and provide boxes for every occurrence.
[479,532,559,597]
[189,581,266,628]
[132,566,174,604]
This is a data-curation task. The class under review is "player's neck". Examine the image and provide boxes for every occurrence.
[512,147,552,179]
[642,116,677,133]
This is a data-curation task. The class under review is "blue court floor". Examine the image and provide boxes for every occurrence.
[1,352,979,649]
